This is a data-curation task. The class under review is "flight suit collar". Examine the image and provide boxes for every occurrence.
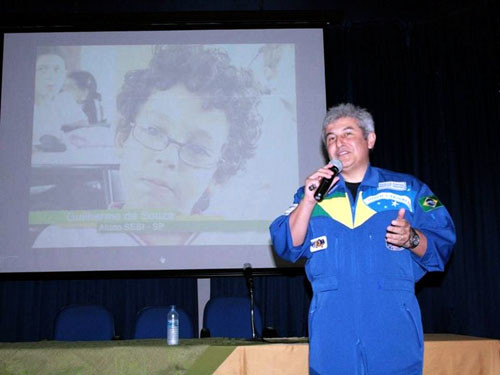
[331,164,379,196]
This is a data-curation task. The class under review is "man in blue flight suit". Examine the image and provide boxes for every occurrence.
[270,103,455,375]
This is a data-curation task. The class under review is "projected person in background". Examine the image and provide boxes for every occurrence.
[32,47,88,152]
[33,45,262,247]
[61,70,112,149]
[270,104,456,375]
[64,70,105,125]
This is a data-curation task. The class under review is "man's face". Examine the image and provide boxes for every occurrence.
[35,54,66,99]
[118,83,229,214]
[324,116,376,175]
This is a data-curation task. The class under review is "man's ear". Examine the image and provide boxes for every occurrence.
[367,132,376,150]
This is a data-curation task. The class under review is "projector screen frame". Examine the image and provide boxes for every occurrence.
[0,15,333,276]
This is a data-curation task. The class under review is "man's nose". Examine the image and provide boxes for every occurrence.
[335,136,345,147]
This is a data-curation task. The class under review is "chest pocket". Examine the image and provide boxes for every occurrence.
[307,217,347,277]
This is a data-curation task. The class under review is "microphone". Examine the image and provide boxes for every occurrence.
[312,159,343,202]
[243,263,253,287]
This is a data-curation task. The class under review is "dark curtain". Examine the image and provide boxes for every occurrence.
[1,3,498,342]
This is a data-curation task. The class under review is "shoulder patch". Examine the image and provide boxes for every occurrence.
[418,195,443,212]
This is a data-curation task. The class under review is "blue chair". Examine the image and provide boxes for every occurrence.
[54,304,115,341]
[202,297,263,339]
[134,306,195,339]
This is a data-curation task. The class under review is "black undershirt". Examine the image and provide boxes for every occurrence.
[345,181,361,202]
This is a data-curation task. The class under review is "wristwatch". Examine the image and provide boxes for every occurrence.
[407,227,420,249]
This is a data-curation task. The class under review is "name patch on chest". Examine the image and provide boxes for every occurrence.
[310,236,328,252]
[377,181,407,191]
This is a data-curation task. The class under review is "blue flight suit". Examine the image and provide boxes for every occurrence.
[270,165,455,375]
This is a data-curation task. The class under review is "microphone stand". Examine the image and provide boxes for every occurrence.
[244,264,257,340]
[247,275,257,340]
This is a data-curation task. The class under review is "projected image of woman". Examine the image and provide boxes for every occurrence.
[114,45,262,244]
[32,44,262,247]
[32,47,88,152]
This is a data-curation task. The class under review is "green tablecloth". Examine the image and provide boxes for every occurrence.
[0,338,258,375]
[2,336,499,375]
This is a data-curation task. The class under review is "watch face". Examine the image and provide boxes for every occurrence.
[410,230,420,248]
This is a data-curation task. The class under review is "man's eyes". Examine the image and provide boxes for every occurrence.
[327,132,354,143]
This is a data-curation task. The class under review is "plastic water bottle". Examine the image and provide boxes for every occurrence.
[167,305,179,345]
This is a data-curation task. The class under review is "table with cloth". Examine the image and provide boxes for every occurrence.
[0,334,498,375]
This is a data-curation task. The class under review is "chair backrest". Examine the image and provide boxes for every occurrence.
[134,306,195,339]
[203,297,263,339]
[54,304,115,341]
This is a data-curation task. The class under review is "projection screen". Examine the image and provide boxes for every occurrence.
[0,28,326,272]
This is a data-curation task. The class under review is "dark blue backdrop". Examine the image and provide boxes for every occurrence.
[0,1,498,342]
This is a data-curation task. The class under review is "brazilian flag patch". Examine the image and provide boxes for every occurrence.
[419,195,443,212]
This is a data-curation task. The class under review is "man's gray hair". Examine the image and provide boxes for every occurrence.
[322,103,375,144]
